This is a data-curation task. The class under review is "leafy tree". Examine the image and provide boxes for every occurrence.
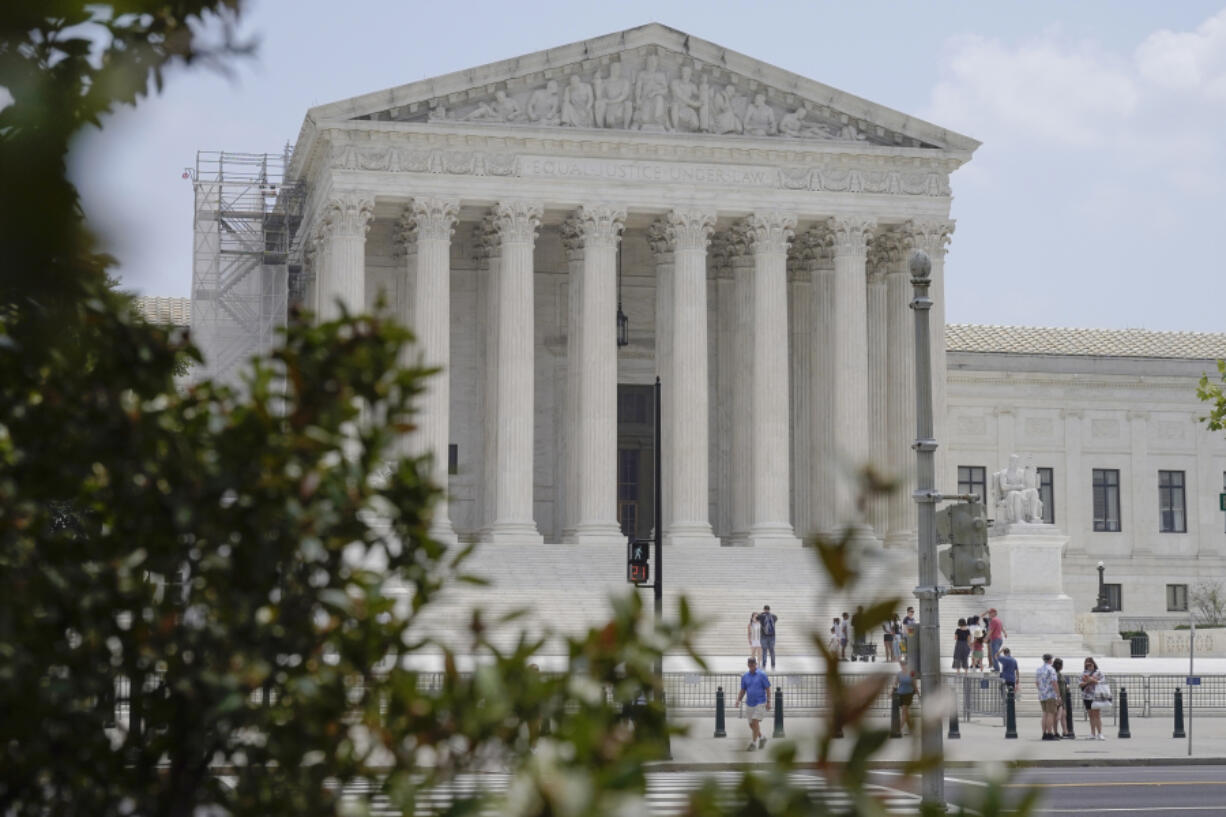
[1190,580,1226,627]
[1,3,1035,816]
[1197,360,1226,432]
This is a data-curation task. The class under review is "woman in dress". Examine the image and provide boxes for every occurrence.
[1052,657,1069,738]
[1080,656,1107,740]
[881,616,895,661]
[952,618,971,673]
[747,612,762,664]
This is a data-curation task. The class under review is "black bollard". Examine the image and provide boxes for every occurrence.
[890,692,902,738]
[1173,688,1186,739]
[1118,687,1131,739]
[1063,687,1076,739]
[772,686,785,738]
[948,705,961,740]
[714,686,727,738]
[1004,688,1018,739]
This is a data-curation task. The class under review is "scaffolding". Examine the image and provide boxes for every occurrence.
[189,149,306,386]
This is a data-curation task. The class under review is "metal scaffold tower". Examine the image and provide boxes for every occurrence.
[189,149,306,385]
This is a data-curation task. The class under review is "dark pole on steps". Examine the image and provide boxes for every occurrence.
[714,687,727,738]
[1005,688,1018,739]
[1118,687,1131,739]
[772,686,785,738]
[654,377,669,759]
[1064,687,1076,738]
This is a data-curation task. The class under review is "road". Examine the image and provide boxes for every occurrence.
[341,766,1226,815]
[874,764,1226,816]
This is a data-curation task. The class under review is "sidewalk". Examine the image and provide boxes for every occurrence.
[659,712,1226,770]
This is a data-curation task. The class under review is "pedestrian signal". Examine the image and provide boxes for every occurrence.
[627,539,651,585]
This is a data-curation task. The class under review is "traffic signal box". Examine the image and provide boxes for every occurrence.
[936,501,991,590]
[627,539,651,585]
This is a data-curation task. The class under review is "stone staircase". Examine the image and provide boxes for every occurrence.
[401,541,1089,660]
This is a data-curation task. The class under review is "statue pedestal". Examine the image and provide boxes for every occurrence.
[1077,611,1125,656]
[986,525,1076,635]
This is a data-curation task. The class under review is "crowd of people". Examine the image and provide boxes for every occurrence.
[738,603,1115,748]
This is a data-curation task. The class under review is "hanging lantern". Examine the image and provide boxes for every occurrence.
[616,243,629,347]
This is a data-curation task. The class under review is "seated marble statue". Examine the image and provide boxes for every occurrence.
[560,74,595,128]
[527,80,561,125]
[993,454,1044,526]
[743,93,776,136]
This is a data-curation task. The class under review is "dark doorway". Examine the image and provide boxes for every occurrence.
[617,384,655,541]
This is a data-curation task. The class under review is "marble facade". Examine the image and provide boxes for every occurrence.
[288,24,977,549]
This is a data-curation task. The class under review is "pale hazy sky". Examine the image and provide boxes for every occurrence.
[71,0,1226,332]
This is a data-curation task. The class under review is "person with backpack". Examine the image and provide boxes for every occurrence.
[758,605,777,670]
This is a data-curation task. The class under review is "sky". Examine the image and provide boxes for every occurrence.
[70,0,1226,333]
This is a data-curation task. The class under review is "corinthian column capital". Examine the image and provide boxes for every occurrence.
[319,192,375,240]
[738,211,797,255]
[826,215,877,257]
[490,200,543,245]
[902,219,955,257]
[655,208,716,253]
[561,204,626,254]
[403,197,460,242]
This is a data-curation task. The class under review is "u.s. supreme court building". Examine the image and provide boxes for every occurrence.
[186,24,1226,648]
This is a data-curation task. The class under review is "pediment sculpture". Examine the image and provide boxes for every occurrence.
[364,50,928,147]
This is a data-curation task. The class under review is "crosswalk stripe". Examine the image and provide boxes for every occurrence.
[339,770,923,815]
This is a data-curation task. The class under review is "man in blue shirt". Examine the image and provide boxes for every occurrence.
[998,647,1019,699]
[736,657,772,751]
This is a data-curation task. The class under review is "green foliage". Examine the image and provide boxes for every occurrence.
[0,3,1040,815]
[1197,360,1226,432]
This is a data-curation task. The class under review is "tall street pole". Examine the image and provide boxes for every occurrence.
[911,250,945,811]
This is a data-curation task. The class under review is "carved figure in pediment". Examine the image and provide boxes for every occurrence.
[668,64,702,132]
[780,106,826,138]
[709,84,742,134]
[464,89,524,123]
[743,93,777,136]
[527,80,560,125]
[697,75,712,132]
[560,74,595,128]
[633,53,670,130]
[839,120,867,141]
[594,62,633,129]
[428,102,448,122]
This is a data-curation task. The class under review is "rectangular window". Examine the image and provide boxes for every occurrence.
[1104,583,1122,612]
[1092,469,1121,532]
[448,444,458,476]
[1167,583,1188,612]
[1158,470,1187,533]
[1038,467,1055,525]
[958,465,987,505]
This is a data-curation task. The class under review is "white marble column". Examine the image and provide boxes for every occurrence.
[483,200,544,545]
[828,215,876,539]
[398,198,460,543]
[884,234,918,548]
[315,192,374,320]
[866,246,890,541]
[729,245,755,545]
[561,205,626,545]
[742,212,801,547]
[905,220,955,492]
[787,249,813,541]
[793,228,836,537]
[711,234,737,541]
[648,221,675,537]
[655,209,719,546]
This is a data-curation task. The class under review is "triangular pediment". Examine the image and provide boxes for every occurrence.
[307,24,978,152]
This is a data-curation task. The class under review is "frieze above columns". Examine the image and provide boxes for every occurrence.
[323,135,956,198]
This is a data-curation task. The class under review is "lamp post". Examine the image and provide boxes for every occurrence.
[910,250,945,812]
[1093,561,1111,612]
